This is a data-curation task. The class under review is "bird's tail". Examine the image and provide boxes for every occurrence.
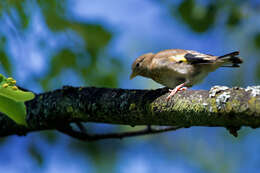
[217,51,243,67]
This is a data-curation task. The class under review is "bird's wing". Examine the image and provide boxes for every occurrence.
[153,49,216,65]
[183,50,216,64]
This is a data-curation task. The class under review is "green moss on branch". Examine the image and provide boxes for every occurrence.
[0,85,259,137]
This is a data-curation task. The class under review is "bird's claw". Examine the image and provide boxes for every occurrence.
[166,85,187,101]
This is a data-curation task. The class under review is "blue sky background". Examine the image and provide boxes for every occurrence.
[0,0,260,173]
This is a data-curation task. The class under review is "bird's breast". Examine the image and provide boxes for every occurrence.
[150,71,187,88]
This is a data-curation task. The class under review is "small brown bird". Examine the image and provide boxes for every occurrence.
[130,49,243,100]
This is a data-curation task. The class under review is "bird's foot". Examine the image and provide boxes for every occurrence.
[166,84,187,101]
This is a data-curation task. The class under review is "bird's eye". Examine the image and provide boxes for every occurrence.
[136,63,140,67]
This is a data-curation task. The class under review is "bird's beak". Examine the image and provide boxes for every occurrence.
[130,72,137,79]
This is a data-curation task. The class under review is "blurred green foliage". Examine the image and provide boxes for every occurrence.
[0,0,121,90]
[28,142,44,166]
[254,33,260,80]
[70,140,120,172]
[171,0,246,32]
[0,0,260,172]
[0,0,123,170]
[0,36,12,75]
[256,62,260,80]
[254,33,260,48]
[40,130,59,144]
[0,0,29,29]
[177,0,217,33]
[226,7,243,28]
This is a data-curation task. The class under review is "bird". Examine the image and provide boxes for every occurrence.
[130,49,243,101]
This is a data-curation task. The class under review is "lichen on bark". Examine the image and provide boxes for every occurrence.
[0,85,259,137]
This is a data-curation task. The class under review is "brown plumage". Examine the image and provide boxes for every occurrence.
[130,49,243,100]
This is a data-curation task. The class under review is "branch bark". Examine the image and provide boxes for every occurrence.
[0,85,259,139]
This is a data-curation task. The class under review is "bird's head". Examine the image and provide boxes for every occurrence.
[130,53,154,79]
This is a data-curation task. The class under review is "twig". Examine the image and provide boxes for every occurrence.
[57,124,182,141]
[75,122,87,133]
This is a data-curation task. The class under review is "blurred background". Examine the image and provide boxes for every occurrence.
[0,0,260,172]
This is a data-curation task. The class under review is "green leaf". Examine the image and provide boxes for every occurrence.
[0,76,35,102]
[0,86,34,102]
[0,74,35,125]
[0,95,27,125]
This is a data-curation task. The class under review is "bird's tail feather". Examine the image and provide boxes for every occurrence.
[217,51,243,67]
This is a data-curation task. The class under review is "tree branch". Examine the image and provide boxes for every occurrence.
[57,124,182,141]
[0,85,259,139]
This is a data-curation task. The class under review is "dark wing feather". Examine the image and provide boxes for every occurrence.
[184,53,214,64]
[218,51,239,59]
[217,51,242,68]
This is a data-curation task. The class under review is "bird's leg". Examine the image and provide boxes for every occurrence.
[166,83,187,101]
[178,87,188,91]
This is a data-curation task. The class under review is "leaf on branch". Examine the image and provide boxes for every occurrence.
[0,74,35,125]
